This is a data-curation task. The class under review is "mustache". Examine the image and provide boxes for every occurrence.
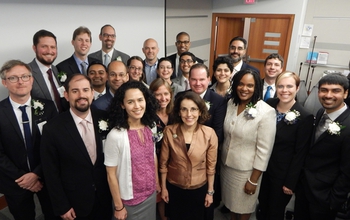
[76,98,88,102]
[230,53,240,56]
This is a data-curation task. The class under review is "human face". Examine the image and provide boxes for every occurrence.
[99,26,116,51]
[214,63,232,84]
[179,99,200,128]
[276,76,298,104]
[153,85,171,109]
[318,83,348,113]
[142,39,159,62]
[157,61,173,80]
[32,36,57,66]
[128,59,143,81]
[237,74,255,105]
[175,34,191,55]
[180,55,194,75]
[189,67,210,95]
[64,75,94,116]
[72,33,91,57]
[122,88,146,123]
[108,61,129,93]
[265,58,283,81]
[229,40,246,64]
[87,64,108,88]
[2,65,33,102]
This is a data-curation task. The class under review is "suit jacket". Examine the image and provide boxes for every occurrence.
[167,53,204,79]
[88,49,130,65]
[303,107,350,210]
[265,99,314,190]
[172,74,188,90]
[40,109,112,216]
[91,90,113,111]
[56,55,99,77]
[0,97,58,195]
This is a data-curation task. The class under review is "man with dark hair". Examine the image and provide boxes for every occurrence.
[89,24,130,66]
[262,53,284,101]
[172,51,197,91]
[87,61,108,100]
[294,73,350,219]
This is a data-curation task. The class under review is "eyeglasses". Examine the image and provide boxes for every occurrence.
[6,75,32,83]
[230,46,245,51]
[102,33,116,39]
[176,41,190,45]
[180,107,199,113]
[180,59,194,65]
[109,72,127,78]
[129,66,143,72]
[159,66,172,70]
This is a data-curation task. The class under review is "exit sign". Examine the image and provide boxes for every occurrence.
[244,0,256,4]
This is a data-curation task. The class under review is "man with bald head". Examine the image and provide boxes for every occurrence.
[142,38,159,85]
[91,61,129,110]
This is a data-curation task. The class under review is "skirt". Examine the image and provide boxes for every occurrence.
[121,192,156,220]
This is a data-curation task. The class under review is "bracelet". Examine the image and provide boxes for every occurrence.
[114,205,125,212]
[247,178,258,186]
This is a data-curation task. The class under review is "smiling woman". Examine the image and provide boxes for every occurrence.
[157,57,184,96]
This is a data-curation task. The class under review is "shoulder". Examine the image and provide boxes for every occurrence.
[206,89,225,103]
[256,100,275,113]
[266,98,279,108]
[195,56,204,64]
[88,50,101,57]
[243,62,260,73]
[113,49,130,58]
[293,102,313,119]
[57,56,73,67]
[167,53,176,61]
[88,56,99,63]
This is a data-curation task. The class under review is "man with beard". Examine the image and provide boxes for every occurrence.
[142,38,159,85]
[88,24,130,66]
[41,74,113,219]
[29,29,65,112]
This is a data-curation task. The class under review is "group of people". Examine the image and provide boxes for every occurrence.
[0,23,349,220]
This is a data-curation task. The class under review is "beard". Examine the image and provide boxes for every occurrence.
[230,53,242,63]
[74,98,90,112]
[36,54,56,66]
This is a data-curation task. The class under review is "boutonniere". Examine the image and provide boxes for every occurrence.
[327,121,345,136]
[205,101,212,110]
[152,132,163,142]
[284,110,300,125]
[31,99,44,116]
[116,56,122,61]
[172,133,178,139]
[58,71,67,82]
[244,102,257,119]
[98,119,109,133]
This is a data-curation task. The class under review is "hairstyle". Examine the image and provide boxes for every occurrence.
[157,57,173,70]
[108,81,159,130]
[99,24,115,35]
[72,26,92,42]
[64,73,93,91]
[176,32,190,40]
[230,69,262,105]
[87,60,107,75]
[173,91,210,124]
[213,56,234,73]
[189,63,210,78]
[229,36,247,49]
[275,71,300,88]
[0,60,32,79]
[127,56,145,82]
[149,78,174,114]
[179,51,196,63]
[318,73,349,91]
[264,53,284,68]
[33,29,57,46]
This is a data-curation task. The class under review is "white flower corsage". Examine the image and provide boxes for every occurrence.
[205,101,212,111]
[327,121,345,136]
[116,56,122,61]
[31,99,44,116]
[172,134,178,139]
[152,132,163,142]
[244,102,257,119]
[98,119,109,133]
[284,110,300,125]
[58,71,67,82]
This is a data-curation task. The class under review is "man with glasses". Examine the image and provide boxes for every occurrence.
[0,60,59,219]
[167,32,203,79]
[89,24,130,66]
[172,51,196,91]
[142,38,159,85]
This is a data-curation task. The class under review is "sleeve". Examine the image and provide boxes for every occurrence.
[104,129,121,167]
[206,129,218,176]
[159,127,170,174]
[211,97,227,144]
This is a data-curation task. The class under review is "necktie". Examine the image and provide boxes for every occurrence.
[47,69,62,112]
[104,54,110,67]
[184,78,189,90]
[80,120,96,164]
[315,114,330,140]
[81,62,87,75]
[264,86,272,101]
[19,105,34,170]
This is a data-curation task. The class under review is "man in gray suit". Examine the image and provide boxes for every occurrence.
[88,24,130,66]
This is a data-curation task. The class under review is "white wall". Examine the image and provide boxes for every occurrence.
[0,0,164,100]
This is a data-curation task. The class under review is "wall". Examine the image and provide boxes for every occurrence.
[0,0,164,100]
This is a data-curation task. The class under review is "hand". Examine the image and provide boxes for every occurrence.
[114,206,127,220]
[60,208,76,220]
[282,186,293,195]
[244,181,257,195]
[161,188,169,203]
[15,173,38,189]
[204,194,213,207]
[28,180,43,192]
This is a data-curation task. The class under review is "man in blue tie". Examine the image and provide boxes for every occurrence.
[262,53,284,101]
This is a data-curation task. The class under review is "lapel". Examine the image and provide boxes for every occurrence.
[111,49,118,61]
[2,98,24,142]
[91,110,104,161]
[68,56,81,74]
[30,59,52,100]
[270,99,287,130]
[51,65,62,86]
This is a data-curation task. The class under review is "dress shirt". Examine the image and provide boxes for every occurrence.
[73,54,89,74]
[263,81,276,99]
[102,50,114,65]
[231,60,243,79]
[35,59,60,101]
[144,60,158,85]
[326,103,347,121]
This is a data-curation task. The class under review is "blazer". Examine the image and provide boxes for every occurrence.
[56,55,99,77]
[91,90,113,111]
[172,74,188,90]
[167,53,204,79]
[0,97,58,195]
[159,123,218,189]
[88,49,130,65]
[303,107,350,210]
[40,109,112,216]
[265,99,314,190]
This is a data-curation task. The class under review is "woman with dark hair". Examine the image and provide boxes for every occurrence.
[127,56,148,88]
[156,57,184,96]
[160,91,218,220]
[221,69,276,220]
[104,80,160,220]
[211,56,234,98]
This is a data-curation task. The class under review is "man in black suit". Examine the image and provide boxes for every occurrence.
[262,53,284,101]
[0,60,58,220]
[41,74,112,219]
[294,73,350,220]
[57,26,98,77]
[167,32,204,79]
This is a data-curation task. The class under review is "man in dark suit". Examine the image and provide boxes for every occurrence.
[57,26,98,77]
[167,32,204,79]
[41,74,112,219]
[294,73,350,220]
[262,53,284,101]
[88,24,130,66]
[0,60,59,220]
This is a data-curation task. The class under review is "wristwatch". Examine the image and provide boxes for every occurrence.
[207,190,215,196]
